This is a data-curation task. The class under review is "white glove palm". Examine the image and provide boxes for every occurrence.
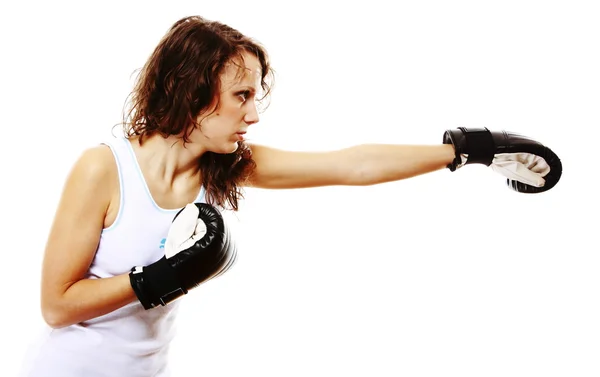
[164,203,208,259]
[461,152,550,187]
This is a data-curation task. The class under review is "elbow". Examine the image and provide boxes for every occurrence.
[344,145,405,186]
[340,147,376,186]
[347,169,373,186]
[41,297,72,329]
[42,305,66,329]
[346,157,380,186]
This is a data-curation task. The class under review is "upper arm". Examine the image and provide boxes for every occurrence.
[40,145,116,311]
[246,144,358,189]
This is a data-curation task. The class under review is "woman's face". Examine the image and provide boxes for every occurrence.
[191,51,262,154]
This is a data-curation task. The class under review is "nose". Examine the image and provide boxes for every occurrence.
[244,102,260,125]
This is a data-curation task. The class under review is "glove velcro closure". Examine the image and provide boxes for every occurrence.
[129,256,188,310]
[443,127,496,170]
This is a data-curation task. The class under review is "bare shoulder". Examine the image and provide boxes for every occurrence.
[62,143,120,226]
[70,144,118,187]
[74,143,117,175]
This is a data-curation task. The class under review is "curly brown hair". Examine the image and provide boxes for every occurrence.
[121,15,274,211]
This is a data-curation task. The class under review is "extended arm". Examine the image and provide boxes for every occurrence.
[247,143,455,189]
[247,127,562,193]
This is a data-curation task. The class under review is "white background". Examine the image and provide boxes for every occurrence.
[1,0,599,376]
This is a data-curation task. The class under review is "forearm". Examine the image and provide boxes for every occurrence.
[349,144,455,185]
[43,273,137,328]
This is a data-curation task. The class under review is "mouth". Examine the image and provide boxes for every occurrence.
[236,131,246,141]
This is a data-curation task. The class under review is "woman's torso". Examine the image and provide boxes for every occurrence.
[20,136,206,377]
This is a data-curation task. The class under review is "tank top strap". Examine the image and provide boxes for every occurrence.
[102,136,206,209]
[101,136,150,209]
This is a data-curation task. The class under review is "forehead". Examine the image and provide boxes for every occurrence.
[220,52,262,88]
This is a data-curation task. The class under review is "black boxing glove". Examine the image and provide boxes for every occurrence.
[443,127,562,193]
[129,203,237,309]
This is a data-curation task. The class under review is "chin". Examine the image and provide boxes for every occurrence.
[227,141,241,153]
[213,142,239,155]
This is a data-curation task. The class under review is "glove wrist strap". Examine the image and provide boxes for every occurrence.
[443,127,495,170]
[130,257,188,310]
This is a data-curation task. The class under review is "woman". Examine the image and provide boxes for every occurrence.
[20,15,560,377]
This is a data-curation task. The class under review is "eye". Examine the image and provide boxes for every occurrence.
[236,90,251,102]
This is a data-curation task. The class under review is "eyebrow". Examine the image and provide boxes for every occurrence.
[235,86,257,93]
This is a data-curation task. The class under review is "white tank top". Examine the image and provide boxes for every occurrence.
[20,137,206,377]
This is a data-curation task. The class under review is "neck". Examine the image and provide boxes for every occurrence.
[129,134,205,184]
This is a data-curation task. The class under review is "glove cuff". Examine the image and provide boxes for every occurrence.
[129,267,154,310]
[443,127,496,171]
[129,257,188,310]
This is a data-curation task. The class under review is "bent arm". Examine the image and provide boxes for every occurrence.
[47,275,136,328]
[40,146,136,329]
[247,143,455,189]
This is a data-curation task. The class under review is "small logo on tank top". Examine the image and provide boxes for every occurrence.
[160,238,166,249]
